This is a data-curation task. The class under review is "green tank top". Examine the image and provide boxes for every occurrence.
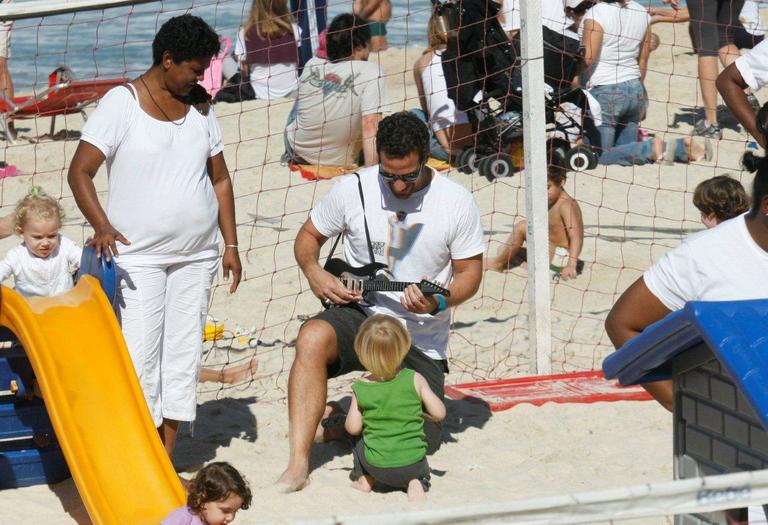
[352,368,426,468]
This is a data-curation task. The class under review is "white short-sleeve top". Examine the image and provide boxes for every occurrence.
[81,84,224,264]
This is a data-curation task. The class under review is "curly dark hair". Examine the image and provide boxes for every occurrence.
[326,13,371,61]
[694,175,749,222]
[187,462,252,513]
[376,112,430,164]
[152,15,220,66]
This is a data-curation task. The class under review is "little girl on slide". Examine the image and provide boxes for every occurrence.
[345,314,446,501]
[0,187,81,297]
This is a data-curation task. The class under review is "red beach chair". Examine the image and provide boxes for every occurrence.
[0,67,127,143]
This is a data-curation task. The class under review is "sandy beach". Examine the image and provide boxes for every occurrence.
[0,20,752,524]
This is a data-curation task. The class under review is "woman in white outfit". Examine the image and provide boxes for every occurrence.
[412,13,474,161]
[67,15,242,457]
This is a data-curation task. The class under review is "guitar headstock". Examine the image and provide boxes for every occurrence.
[418,280,450,297]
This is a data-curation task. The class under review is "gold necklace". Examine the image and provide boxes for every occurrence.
[139,75,187,126]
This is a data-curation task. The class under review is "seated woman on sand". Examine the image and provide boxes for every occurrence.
[412,11,474,162]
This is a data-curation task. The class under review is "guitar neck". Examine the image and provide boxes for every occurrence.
[361,280,415,293]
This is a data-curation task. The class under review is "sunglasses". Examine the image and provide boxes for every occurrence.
[379,165,423,183]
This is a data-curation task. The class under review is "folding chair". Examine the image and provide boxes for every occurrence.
[0,67,127,143]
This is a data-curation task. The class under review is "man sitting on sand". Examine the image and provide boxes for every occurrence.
[284,13,389,168]
[605,160,768,411]
[277,112,485,492]
[487,163,584,280]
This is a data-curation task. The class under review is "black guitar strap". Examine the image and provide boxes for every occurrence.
[324,173,376,268]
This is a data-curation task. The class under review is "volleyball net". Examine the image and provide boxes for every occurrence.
[0,0,757,401]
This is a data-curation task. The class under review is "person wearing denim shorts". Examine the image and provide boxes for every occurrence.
[276,112,485,493]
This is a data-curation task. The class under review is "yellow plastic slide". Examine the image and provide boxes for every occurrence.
[0,277,184,524]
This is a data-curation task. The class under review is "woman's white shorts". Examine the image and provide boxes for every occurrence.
[116,257,218,427]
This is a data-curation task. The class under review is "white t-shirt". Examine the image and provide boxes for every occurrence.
[81,85,223,264]
[644,214,768,311]
[580,0,650,88]
[420,51,470,133]
[234,26,301,100]
[501,0,520,32]
[286,57,390,167]
[740,0,768,36]
[0,236,82,297]
[310,166,486,359]
[735,37,768,90]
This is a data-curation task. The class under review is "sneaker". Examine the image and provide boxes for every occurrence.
[747,93,762,115]
[692,120,723,140]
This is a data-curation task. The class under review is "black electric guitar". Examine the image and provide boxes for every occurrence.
[323,258,450,307]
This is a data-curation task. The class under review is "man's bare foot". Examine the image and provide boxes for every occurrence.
[351,475,374,493]
[276,467,310,493]
[407,479,426,501]
[314,401,347,443]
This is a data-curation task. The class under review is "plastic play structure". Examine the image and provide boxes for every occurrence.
[0,247,183,524]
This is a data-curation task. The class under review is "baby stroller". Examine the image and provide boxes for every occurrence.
[435,0,598,180]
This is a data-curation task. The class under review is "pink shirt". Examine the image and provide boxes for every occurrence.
[160,507,204,525]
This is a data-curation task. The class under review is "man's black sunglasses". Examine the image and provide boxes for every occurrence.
[379,165,423,183]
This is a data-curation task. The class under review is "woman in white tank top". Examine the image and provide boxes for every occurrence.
[67,15,242,458]
[412,13,474,161]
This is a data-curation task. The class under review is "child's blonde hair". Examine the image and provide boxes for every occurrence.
[14,187,65,231]
[354,314,412,380]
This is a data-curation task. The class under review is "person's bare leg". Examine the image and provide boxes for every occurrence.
[351,474,374,493]
[0,57,14,135]
[407,479,426,501]
[487,220,527,272]
[641,379,673,412]
[698,56,719,126]
[718,43,739,69]
[276,320,338,492]
[198,356,258,384]
[370,36,388,52]
[159,418,180,456]
[314,400,347,443]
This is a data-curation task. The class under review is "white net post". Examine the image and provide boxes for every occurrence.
[519,0,551,375]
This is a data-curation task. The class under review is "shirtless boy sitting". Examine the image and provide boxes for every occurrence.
[487,165,584,280]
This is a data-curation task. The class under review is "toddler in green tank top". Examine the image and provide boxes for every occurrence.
[344,314,446,501]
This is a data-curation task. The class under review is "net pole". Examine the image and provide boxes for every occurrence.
[519,0,551,375]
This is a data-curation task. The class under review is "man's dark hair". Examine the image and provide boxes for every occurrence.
[376,112,430,164]
[547,164,567,185]
[749,157,768,217]
[152,15,220,66]
[694,175,749,222]
[326,13,372,61]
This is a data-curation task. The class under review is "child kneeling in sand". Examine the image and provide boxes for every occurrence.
[0,187,82,297]
[693,175,749,228]
[345,314,445,501]
[162,462,252,525]
[487,165,584,280]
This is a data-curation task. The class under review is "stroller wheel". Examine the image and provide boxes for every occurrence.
[547,138,570,167]
[456,147,479,174]
[479,154,515,182]
[566,145,597,172]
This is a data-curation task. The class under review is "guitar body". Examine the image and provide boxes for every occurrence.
[321,258,449,309]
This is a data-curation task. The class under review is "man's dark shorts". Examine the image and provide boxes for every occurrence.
[313,304,448,454]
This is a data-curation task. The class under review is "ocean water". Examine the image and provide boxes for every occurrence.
[6,0,678,89]
[6,0,433,89]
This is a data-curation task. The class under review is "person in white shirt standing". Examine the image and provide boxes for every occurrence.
[605,159,768,411]
[718,35,768,149]
[0,187,81,298]
[0,0,15,138]
[67,15,242,459]
[277,112,485,492]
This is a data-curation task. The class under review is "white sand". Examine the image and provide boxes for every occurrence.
[0,21,749,523]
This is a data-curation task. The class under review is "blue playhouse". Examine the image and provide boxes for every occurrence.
[604,299,768,525]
